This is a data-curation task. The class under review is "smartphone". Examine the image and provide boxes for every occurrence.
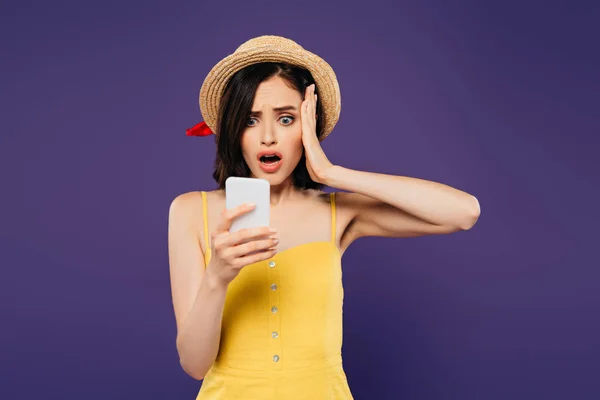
[225,177,270,233]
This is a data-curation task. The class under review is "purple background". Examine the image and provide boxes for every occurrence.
[1,0,599,399]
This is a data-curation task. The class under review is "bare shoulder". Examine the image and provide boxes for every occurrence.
[169,190,223,209]
[333,191,373,208]
[169,190,222,238]
[169,191,202,217]
[331,191,386,222]
[304,190,361,252]
[297,189,367,218]
[169,192,201,238]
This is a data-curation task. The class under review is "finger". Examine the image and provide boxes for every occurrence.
[224,226,276,247]
[302,97,312,134]
[309,85,316,125]
[302,87,309,113]
[230,237,279,258]
[301,101,308,134]
[237,247,278,266]
[303,86,311,119]
[214,203,256,233]
[211,230,228,249]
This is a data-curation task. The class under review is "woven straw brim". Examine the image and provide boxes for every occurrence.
[199,40,341,141]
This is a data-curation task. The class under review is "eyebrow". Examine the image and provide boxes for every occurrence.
[249,105,297,116]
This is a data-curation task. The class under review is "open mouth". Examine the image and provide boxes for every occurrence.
[259,154,281,165]
[257,151,283,173]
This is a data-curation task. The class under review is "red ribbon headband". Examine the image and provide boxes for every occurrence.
[186,121,214,136]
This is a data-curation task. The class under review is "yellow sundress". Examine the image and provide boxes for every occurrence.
[196,191,353,399]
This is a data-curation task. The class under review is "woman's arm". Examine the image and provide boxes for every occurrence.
[168,193,226,380]
[323,166,481,245]
[300,85,479,245]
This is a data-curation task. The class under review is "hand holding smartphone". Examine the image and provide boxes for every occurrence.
[207,180,277,286]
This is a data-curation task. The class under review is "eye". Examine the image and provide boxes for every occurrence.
[246,116,295,127]
[280,116,294,125]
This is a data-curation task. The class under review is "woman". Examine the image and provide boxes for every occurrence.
[168,35,480,399]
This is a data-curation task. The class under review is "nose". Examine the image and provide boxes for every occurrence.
[260,121,277,145]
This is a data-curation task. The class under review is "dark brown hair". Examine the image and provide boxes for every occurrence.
[211,62,325,190]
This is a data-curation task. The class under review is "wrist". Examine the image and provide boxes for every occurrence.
[322,164,344,187]
[204,269,228,293]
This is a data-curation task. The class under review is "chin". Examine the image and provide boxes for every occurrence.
[267,175,293,187]
[249,165,294,187]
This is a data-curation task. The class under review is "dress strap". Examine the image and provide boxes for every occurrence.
[200,191,210,250]
[330,192,336,243]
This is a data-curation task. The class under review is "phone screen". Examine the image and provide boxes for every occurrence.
[225,177,270,233]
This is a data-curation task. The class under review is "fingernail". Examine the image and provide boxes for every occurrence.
[269,228,277,233]
[273,238,279,244]
[246,203,256,208]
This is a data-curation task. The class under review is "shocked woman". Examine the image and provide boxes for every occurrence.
[168,35,480,400]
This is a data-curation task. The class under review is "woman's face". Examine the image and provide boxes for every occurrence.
[241,76,305,186]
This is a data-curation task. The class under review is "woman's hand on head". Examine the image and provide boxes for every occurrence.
[205,204,279,288]
[301,83,335,184]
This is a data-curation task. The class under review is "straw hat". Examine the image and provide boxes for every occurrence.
[187,35,341,141]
